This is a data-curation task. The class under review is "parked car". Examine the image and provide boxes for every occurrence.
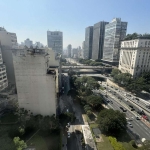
[67,122,70,127]
[67,132,70,138]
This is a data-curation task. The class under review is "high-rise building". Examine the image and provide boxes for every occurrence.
[71,48,78,58]
[0,27,17,85]
[47,31,63,54]
[67,44,72,57]
[77,46,82,58]
[92,21,108,60]
[102,18,127,64]
[119,38,150,77]
[12,48,59,116]
[24,38,33,48]
[84,26,93,59]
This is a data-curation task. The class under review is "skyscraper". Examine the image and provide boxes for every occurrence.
[102,18,127,64]
[92,21,108,60]
[67,44,72,57]
[47,31,63,54]
[84,26,93,59]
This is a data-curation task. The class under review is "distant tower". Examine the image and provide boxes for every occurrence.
[47,31,63,54]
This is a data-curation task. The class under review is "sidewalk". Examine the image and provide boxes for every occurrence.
[62,132,67,150]
[82,125,97,150]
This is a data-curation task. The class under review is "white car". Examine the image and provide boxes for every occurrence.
[67,132,70,138]
[128,122,133,127]
[67,122,70,127]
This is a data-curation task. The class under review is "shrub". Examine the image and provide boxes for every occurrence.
[109,136,126,150]
[130,140,137,148]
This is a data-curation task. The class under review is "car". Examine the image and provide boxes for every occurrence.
[129,105,135,111]
[142,115,148,120]
[106,99,110,102]
[128,122,133,128]
[125,99,128,102]
[135,97,139,101]
[120,107,127,112]
[136,116,140,120]
[110,100,113,104]
[67,122,70,127]
[108,90,111,92]
[67,132,70,138]
[146,105,150,109]
[126,118,132,121]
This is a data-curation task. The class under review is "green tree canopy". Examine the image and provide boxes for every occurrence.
[13,137,27,150]
[97,109,127,136]
[86,95,103,108]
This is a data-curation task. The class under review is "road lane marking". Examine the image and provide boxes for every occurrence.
[144,127,148,131]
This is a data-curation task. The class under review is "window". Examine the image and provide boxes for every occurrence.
[145,41,147,45]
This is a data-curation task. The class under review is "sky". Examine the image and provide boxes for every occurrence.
[0,0,150,49]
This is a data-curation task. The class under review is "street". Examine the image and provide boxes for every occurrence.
[93,84,150,143]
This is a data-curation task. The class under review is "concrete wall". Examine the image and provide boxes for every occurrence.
[12,49,57,116]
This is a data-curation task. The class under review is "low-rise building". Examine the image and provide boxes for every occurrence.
[119,38,150,77]
[12,48,59,116]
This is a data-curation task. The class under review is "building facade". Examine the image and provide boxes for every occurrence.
[47,31,63,54]
[67,44,72,57]
[0,48,8,91]
[102,18,127,64]
[71,48,78,58]
[84,26,93,59]
[12,48,59,116]
[92,21,108,60]
[24,38,33,48]
[119,39,150,77]
[0,27,17,85]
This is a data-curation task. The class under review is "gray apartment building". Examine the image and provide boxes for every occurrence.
[47,31,63,54]
[84,26,93,59]
[102,18,127,65]
[92,21,108,60]
[67,44,72,57]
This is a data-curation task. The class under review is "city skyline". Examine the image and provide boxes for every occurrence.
[1,0,150,48]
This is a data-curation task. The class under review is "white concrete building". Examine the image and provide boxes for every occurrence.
[12,48,59,116]
[0,48,8,91]
[119,38,150,77]
[0,27,16,86]
[24,38,33,48]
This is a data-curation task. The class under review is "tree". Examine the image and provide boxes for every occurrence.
[97,109,127,136]
[13,137,27,150]
[140,140,150,150]
[86,95,102,108]
[84,105,92,112]
[39,115,59,131]
[18,126,25,135]
[111,69,121,77]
